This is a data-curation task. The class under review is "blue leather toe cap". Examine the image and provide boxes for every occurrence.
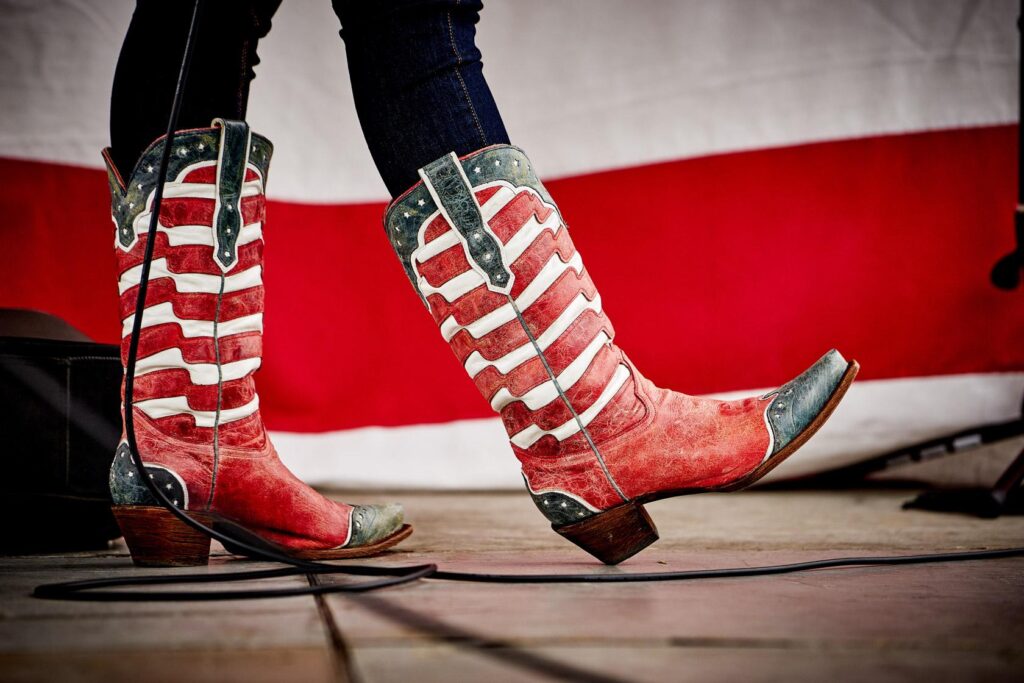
[347,504,404,547]
[764,349,849,456]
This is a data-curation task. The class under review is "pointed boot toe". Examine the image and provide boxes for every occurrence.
[764,349,858,457]
[347,503,406,548]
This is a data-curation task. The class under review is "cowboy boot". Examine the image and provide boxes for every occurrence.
[105,120,410,566]
[384,146,858,564]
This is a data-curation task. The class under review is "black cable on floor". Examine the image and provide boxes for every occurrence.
[33,0,1024,603]
[33,547,1024,601]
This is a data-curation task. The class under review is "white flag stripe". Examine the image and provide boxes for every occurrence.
[440,251,584,342]
[118,259,262,295]
[135,395,260,426]
[417,269,485,303]
[498,211,562,265]
[156,179,265,201]
[464,292,602,378]
[151,222,262,248]
[270,374,1024,489]
[414,229,460,262]
[122,302,263,339]
[7,2,1011,202]
[134,348,262,385]
[491,331,612,411]
[510,364,630,448]
[479,185,518,220]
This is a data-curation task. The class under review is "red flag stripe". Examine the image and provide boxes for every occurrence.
[0,125,1018,433]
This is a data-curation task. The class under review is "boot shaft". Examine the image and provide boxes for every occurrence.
[384,146,646,508]
[105,121,273,448]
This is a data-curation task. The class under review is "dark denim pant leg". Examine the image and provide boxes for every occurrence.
[109,0,281,174]
[334,0,510,197]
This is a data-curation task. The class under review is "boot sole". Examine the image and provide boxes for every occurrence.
[113,505,413,567]
[287,524,414,560]
[555,359,860,564]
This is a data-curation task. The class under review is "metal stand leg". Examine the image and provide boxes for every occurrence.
[906,0,1024,518]
[991,1,1024,290]
[903,447,1024,518]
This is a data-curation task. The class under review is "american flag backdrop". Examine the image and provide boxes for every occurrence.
[1,0,1021,489]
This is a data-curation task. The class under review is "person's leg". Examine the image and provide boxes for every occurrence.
[108,0,281,174]
[103,0,410,567]
[340,0,858,564]
[333,0,509,197]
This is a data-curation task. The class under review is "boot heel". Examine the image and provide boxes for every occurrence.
[112,506,213,567]
[554,501,659,565]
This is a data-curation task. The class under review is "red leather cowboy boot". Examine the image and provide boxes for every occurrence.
[106,120,410,566]
[384,146,858,564]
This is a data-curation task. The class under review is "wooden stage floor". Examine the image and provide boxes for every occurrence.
[2,482,1022,682]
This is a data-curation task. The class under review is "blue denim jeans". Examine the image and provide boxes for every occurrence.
[334,0,510,196]
[109,0,509,197]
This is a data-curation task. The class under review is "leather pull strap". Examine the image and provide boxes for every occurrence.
[419,152,514,294]
[211,118,251,272]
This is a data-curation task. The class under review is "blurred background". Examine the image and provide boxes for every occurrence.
[0,0,1020,490]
